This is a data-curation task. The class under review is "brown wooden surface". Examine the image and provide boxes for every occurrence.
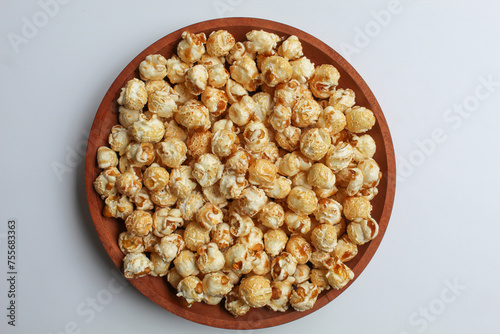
[85,17,396,330]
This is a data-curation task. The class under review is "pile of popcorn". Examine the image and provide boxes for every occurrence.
[93,29,382,315]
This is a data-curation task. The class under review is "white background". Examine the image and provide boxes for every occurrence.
[1,0,499,333]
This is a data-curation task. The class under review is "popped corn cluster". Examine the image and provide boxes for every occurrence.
[94,29,381,315]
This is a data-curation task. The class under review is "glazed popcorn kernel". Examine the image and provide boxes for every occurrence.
[139,54,168,81]
[96,28,385,315]
[117,78,148,111]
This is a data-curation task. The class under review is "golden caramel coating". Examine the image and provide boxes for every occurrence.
[185,129,212,159]
[260,56,292,87]
[131,114,165,143]
[139,54,167,81]
[243,121,270,154]
[116,168,142,198]
[264,228,288,257]
[131,188,154,211]
[337,167,364,196]
[347,217,379,245]
[197,242,225,274]
[175,99,211,131]
[343,196,372,221]
[174,83,196,104]
[152,207,183,237]
[313,198,343,225]
[184,220,211,252]
[284,211,311,235]
[177,31,206,64]
[185,64,208,95]
[278,151,312,177]
[192,153,223,188]
[333,234,359,262]
[317,106,347,136]
[117,78,148,110]
[177,275,204,305]
[307,163,336,189]
[228,95,258,126]
[344,106,376,133]
[207,63,230,88]
[169,166,197,199]
[211,222,234,249]
[201,86,228,117]
[225,78,249,104]
[268,279,294,312]
[163,119,187,142]
[310,269,330,292]
[229,211,254,238]
[150,186,177,208]
[143,163,169,192]
[225,286,250,317]
[271,252,298,281]
[309,250,332,269]
[125,210,153,237]
[118,231,145,254]
[125,142,155,167]
[290,281,319,312]
[325,141,354,173]
[286,235,312,264]
[311,224,338,253]
[230,56,260,91]
[310,64,340,99]
[207,30,236,57]
[203,271,233,298]
[148,87,179,119]
[236,226,264,253]
[167,267,183,290]
[290,57,315,84]
[358,158,382,188]
[225,243,254,275]
[293,264,311,285]
[156,137,187,168]
[103,194,134,220]
[287,186,318,215]
[248,159,277,187]
[329,88,355,112]
[300,128,331,161]
[252,250,271,276]
[123,253,153,278]
[155,233,185,263]
[93,167,120,199]
[325,259,354,290]
[239,275,272,308]
[149,251,170,277]
[145,79,169,96]
[212,129,240,158]
[236,186,268,217]
[219,170,248,199]
[278,35,303,60]
[264,176,292,199]
[258,202,285,229]
[268,104,292,132]
[174,249,200,277]
[196,202,223,231]
[292,98,322,128]
[225,149,252,174]
[275,126,301,152]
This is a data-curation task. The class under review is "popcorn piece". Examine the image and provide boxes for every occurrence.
[300,128,331,161]
[313,198,342,225]
[175,99,211,131]
[125,210,153,237]
[225,243,254,275]
[150,186,177,207]
[148,87,179,118]
[310,64,340,99]
[219,170,248,199]
[108,125,131,155]
[310,269,330,291]
[118,231,144,254]
[93,167,120,199]
[201,86,228,117]
[337,167,364,196]
[325,142,354,173]
[271,252,298,281]
[284,211,311,235]
[287,186,318,215]
[131,114,165,143]
[248,159,277,187]
[185,64,208,95]
[177,190,206,221]
[292,98,322,128]
[236,186,267,217]
[145,80,169,96]
[149,251,170,277]
[260,56,292,87]
[317,106,347,136]
[174,249,200,277]
[116,168,142,198]
[211,129,240,158]
[325,260,354,290]
[184,221,210,251]
[157,137,187,168]
[239,275,272,308]
[117,78,148,110]
[196,202,223,231]
[225,286,250,317]
[197,242,225,274]
[236,226,264,253]
[226,42,248,64]
[207,63,230,88]
[274,79,308,108]
[278,35,303,60]
[143,163,169,192]
[163,119,187,142]
[307,163,335,189]
[351,134,376,162]
[230,56,260,91]
[228,95,258,126]
[118,106,141,129]
[125,142,155,167]
[97,146,118,169]
[186,129,212,159]
[103,194,134,219]
[251,250,271,275]
[290,57,315,84]
[203,183,228,208]
[314,184,338,199]
[343,196,372,221]
[289,282,319,312]
[264,176,292,199]
[329,88,355,112]
[203,271,233,298]
[177,31,206,64]
[347,217,379,245]
[243,121,269,154]
[166,55,190,83]
[345,106,376,133]
[206,30,235,57]
[225,149,252,175]
[229,212,254,238]
[252,92,274,122]
[169,166,197,199]
[264,228,288,257]
[245,30,280,55]
[275,126,301,152]
[333,234,358,262]
[177,276,204,305]
[258,202,285,229]
[167,267,183,289]
[309,250,332,269]
[260,142,280,163]
[311,224,338,253]
[211,222,234,249]
[123,253,153,278]
[139,54,167,81]
[268,279,294,312]
[225,79,248,104]
[131,188,154,211]
[358,158,382,188]
[152,207,183,237]
[286,235,312,264]
[268,104,292,132]
[293,264,311,285]
[174,83,196,104]
[278,151,312,177]
[155,233,185,263]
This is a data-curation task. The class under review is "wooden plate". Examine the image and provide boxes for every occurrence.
[85,17,396,329]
